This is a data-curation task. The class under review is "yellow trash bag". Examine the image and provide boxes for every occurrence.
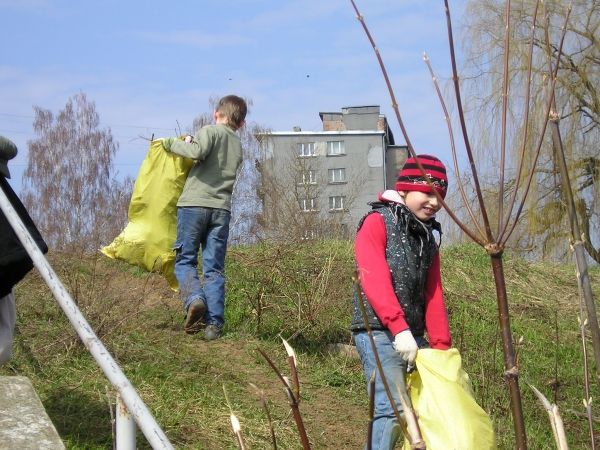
[403,348,497,450]
[102,138,193,290]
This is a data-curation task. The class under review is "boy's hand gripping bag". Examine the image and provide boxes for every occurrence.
[102,139,193,290]
[403,348,497,450]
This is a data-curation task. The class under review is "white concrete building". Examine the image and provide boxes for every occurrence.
[258,105,408,240]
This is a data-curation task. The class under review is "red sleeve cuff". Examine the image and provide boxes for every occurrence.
[431,342,451,350]
[387,319,409,337]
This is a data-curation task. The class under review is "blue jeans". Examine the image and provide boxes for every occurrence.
[173,207,231,327]
[354,330,429,450]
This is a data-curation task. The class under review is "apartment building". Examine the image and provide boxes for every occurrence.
[258,105,408,240]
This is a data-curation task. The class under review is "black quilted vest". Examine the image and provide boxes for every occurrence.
[0,177,48,297]
[350,201,440,335]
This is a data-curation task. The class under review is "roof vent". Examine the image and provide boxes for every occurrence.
[293,126,301,132]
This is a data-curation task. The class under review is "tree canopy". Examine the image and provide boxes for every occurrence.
[455,0,600,261]
[22,92,133,253]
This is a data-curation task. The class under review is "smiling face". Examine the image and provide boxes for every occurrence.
[398,190,441,221]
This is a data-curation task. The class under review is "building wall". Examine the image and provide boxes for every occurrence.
[386,145,409,189]
[260,131,390,238]
[258,105,409,240]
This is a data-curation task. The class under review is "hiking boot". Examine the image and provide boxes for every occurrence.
[204,324,222,340]
[184,298,206,335]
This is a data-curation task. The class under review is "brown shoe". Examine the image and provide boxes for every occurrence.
[184,298,206,335]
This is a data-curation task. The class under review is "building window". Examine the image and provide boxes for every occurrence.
[327,141,345,155]
[300,197,318,212]
[328,168,346,183]
[298,142,315,157]
[298,170,317,185]
[329,196,346,211]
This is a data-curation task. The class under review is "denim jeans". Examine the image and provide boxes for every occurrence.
[173,207,231,327]
[354,330,429,450]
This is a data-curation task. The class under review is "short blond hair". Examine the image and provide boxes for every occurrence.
[216,95,247,130]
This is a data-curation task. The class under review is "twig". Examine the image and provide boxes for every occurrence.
[526,382,569,450]
[223,385,247,450]
[576,267,596,448]
[423,52,486,242]
[352,272,412,443]
[350,0,483,245]
[105,385,116,450]
[497,0,540,238]
[397,381,426,449]
[442,0,493,242]
[565,409,600,424]
[249,383,277,449]
[367,369,375,450]
[257,343,311,449]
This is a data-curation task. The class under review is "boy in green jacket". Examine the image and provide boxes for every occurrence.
[162,95,247,339]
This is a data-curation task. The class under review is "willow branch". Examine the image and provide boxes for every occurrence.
[501,6,571,245]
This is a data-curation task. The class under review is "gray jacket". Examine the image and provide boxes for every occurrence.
[170,124,242,211]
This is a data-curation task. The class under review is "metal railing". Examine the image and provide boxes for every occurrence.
[0,188,174,450]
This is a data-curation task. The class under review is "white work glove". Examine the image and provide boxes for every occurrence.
[393,330,418,370]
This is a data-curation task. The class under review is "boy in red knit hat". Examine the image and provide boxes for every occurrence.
[350,154,451,450]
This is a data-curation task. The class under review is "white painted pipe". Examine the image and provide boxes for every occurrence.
[116,394,137,450]
[0,188,174,450]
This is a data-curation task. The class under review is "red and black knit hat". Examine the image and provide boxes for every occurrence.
[396,154,448,199]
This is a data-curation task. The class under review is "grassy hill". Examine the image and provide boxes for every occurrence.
[2,242,599,449]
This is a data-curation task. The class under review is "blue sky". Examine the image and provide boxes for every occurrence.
[0,0,467,193]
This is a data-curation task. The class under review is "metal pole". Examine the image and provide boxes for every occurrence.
[381,132,387,190]
[0,188,174,450]
[116,394,137,450]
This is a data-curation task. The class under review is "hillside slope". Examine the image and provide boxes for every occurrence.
[1,243,599,449]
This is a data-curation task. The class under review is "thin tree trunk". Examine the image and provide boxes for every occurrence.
[548,119,600,388]
[490,254,527,449]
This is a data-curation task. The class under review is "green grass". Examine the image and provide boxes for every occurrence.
[2,242,600,448]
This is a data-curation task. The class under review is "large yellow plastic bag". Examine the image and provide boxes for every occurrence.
[404,348,497,450]
[102,139,193,290]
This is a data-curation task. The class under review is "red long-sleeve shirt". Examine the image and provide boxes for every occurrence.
[355,212,451,350]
